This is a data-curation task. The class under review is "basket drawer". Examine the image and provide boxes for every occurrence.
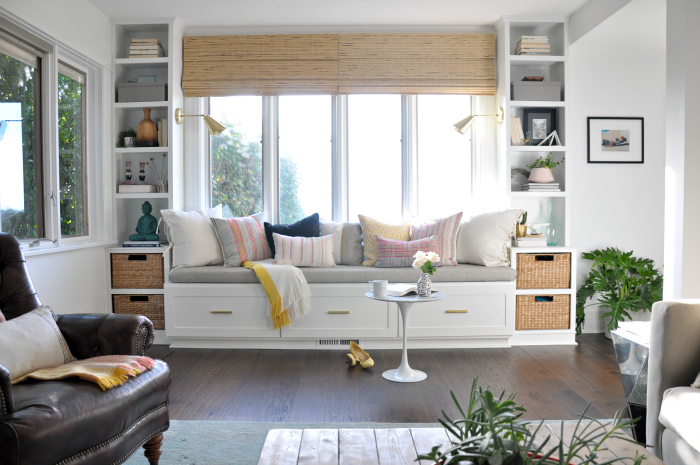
[113,294,164,330]
[516,294,570,330]
[516,253,571,289]
[111,253,164,289]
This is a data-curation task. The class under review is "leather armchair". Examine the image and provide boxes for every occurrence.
[0,233,170,465]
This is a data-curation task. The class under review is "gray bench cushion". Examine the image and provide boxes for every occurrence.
[169,264,517,284]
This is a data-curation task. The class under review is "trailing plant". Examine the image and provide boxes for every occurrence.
[419,378,645,465]
[116,127,137,148]
[527,153,563,170]
[576,248,663,334]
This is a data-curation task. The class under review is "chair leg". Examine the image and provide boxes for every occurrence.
[143,433,164,465]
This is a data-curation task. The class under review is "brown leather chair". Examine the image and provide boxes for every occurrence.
[0,233,170,465]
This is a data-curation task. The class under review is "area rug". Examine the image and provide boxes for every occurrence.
[124,421,441,465]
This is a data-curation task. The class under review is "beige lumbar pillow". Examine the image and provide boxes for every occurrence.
[0,306,75,383]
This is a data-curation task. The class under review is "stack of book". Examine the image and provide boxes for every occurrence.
[513,236,547,247]
[516,36,550,55]
[122,240,168,248]
[129,39,165,58]
[522,182,560,192]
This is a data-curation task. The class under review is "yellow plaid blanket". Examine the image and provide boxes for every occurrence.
[15,355,156,391]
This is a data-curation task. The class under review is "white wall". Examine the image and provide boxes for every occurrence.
[569,0,666,332]
[1,0,111,68]
[24,248,108,314]
[2,2,113,314]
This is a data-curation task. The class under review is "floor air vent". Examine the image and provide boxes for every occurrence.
[317,339,360,348]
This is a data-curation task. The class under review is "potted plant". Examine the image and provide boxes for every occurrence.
[516,211,528,238]
[527,153,563,184]
[576,248,663,335]
[413,251,440,297]
[116,127,137,148]
[419,378,645,465]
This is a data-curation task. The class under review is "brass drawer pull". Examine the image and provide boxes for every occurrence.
[210,310,233,314]
[328,311,350,314]
[446,310,469,314]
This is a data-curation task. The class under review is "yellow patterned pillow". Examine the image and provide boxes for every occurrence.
[358,214,411,267]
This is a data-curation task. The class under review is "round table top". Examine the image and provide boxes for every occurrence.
[364,291,446,303]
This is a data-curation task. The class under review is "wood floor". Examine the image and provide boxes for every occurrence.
[147,334,626,423]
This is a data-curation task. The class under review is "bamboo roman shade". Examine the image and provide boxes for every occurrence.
[182,33,495,97]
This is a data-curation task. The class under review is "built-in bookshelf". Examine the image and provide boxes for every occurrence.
[108,19,184,344]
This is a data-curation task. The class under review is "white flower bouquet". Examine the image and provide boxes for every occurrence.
[412,251,440,275]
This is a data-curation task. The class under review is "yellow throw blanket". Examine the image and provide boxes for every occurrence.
[243,260,311,330]
[15,355,156,391]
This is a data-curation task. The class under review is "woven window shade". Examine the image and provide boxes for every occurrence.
[338,34,495,95]
[182,34,339,97]
[182,33,495,97]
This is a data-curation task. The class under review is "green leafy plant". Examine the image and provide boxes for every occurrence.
[519,211,528,225]
[413,251,440,275]
[116,127,137,148]
[576,248,663,334]
[527,153,563,170]
[419,378,645,465]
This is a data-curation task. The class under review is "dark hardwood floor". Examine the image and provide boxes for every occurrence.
[147,334,626,423]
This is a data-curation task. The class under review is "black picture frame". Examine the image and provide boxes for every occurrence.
[587,117,644,164]
[522,108,557,145]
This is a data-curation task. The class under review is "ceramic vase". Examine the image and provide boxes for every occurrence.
[136,108,158,147]
[528,167,555,183]
[417,273,432,297]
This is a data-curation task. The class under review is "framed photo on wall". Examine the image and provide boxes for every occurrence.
[522,108,557,145]
[587,117,644,163]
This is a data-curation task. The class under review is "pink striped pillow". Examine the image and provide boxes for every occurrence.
[272,233,336,267]
[410,212,463,266]
[375,235,439,268]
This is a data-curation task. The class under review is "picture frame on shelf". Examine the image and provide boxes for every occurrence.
[522,108,557,145]
[587,117,644,164]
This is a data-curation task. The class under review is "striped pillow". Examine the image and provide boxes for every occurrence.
[410,212,463,266]
[375,235,439,268]
[273,233,336,267]
[211,216,270,267]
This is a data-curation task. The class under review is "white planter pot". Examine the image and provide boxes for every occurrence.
[528,167,555,183]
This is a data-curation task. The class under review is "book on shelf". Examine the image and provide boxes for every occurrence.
[516,46,551,53]
[522,183,560,190]
[118,184,157,193]
[515,116,525,144]
[386,283,438,297]
[516,51,552,56]
[161,118,168,147]
[122,241,168,248]
[512,239,548,247]
[510,116,521,146]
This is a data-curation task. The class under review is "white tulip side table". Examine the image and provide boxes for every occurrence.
[365,291,446,383]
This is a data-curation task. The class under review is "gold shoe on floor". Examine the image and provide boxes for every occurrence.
[350,341,374,369]
[345,353,359,367]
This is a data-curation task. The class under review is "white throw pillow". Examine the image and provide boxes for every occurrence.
[0,306,75,383]
[456,208,524,266]
[320,220,344,265]
[161,204,223,268]
[273,233,336,267]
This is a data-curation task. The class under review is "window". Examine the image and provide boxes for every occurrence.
[348,95,403,222]
[210,96,263,217]
[58,62,87,237]
[278,96,332,223]
[417,95,472,218]
[0,37,43,239]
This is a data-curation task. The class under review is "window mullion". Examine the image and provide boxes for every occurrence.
[402,95,418,219]
[44,49,59,243]
[262,96,279,224]
[332,95,348,222]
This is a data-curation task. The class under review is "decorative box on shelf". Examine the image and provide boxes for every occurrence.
[511,81,561,101]
[113,294,165,330]
[116,82,168,103]
[111,252,164,289]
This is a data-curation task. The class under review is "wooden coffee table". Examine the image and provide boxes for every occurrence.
[258,423,664,465]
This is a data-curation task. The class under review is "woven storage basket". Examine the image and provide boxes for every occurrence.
[111,253,164,289]
[516,253,571,289]
[113,294,164,330]
[516,294,570,330]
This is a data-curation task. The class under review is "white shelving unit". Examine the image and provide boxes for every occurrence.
[496,17,576,345]
[106,19,184,344]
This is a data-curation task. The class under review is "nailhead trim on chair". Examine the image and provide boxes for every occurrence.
[135,323,149,355]
[55,403,167,465]
[0,387,6,416]
[114,424,168,465]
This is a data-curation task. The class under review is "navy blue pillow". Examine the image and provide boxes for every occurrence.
[264,213,320,258]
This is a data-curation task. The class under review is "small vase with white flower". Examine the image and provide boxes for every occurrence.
[412,251,440,297]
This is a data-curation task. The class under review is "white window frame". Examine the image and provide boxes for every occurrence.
[0,10,109,252]
[203,94,473,223]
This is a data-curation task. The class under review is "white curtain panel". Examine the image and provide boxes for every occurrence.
[471,95,506,215]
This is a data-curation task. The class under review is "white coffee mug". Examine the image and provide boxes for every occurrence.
[368,280,388,298]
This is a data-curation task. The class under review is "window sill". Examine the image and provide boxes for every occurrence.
[21,240,118,258]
